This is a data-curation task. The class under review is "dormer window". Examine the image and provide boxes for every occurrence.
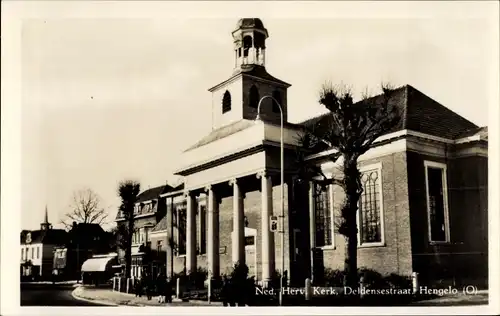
[249,85,260,108]
[222,90,231,113]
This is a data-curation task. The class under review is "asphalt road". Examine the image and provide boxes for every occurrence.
[21,283,108,306]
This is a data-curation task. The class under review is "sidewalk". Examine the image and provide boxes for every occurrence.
[21,280,79,285]
[410,290,488,306]
[72,286,223,307]
[72,286,488,307]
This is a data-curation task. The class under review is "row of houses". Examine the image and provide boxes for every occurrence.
[112,18,488,288]
[20,207,114,281]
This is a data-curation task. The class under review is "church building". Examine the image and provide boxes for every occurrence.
[121,18,488,287]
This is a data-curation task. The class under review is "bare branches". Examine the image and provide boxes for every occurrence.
[61,188,108,229]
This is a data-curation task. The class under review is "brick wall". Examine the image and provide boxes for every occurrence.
[314,152,413,277]
[242,75,288,124]
[407,151,488,284]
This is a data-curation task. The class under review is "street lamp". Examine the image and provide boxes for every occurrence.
[255,95,285,307]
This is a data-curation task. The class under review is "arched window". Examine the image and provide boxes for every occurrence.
[222,90,231,113]
[272,90,282,113]
[243,36,252,57]
[249,85,260,109]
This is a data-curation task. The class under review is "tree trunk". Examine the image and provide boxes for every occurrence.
[344,209,358,289]
[342,158,362,291]
[125,221,134,279]
[125,247,132,279]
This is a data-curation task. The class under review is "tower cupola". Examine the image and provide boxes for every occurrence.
[232,18,269,71]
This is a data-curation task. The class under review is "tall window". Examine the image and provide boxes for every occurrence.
[37,247,40,259]
[249,85,260,108]
[359,168,382,244]
[314,183,333,247]
[144,227,151,243]
[222,91,231,113]
[199,205,207,255]
[424,161,449,243]
[21,248,24,260]
[157,240,163,255]
[272,90,282,113]
[175,202,187,256]
[31,248,34,259]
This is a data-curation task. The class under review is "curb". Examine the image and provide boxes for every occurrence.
[71,288,119,306]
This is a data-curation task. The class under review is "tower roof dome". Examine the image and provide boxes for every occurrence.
[235,18,267,32]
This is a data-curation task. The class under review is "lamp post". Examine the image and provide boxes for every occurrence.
[256,95,285,307]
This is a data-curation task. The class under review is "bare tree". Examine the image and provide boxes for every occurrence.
[116,180,141,279]
[61,188,108,229]
[296,82,400,290]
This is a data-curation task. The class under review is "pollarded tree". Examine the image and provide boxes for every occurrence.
[116,180,141,279]
[296,82,400,290]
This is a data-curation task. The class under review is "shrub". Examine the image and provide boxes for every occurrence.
[189,267,208,289]
[384,273,412,289]
[324,268,345,287]
[230,261,249,282]
[358,268,388,289]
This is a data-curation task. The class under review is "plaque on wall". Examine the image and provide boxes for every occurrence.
[219,246,226,254]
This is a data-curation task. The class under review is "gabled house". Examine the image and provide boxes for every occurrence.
[20,207,67,280]
[115,184,174,278]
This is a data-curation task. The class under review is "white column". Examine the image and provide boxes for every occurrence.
[257,171,275,284]
[229,178,245,265]
[185,191,197,274]
[205,185,220,279]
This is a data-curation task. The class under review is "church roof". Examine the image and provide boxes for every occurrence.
[184,119,257,152]
[300,84,479,142]
[208,65,291,92]
[188,85,481,156]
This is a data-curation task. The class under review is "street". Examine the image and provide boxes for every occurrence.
[21,283,108,306]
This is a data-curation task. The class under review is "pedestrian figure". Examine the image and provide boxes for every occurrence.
[145,273,153,301]
[156,273,165,303]
[165,278,173,303]
[135,277,143,298]
[221,276,235,307]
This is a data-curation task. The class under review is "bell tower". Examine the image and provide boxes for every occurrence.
[232,18,268,71]
[208,19,291,130]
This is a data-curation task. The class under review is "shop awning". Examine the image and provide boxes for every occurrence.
[81,257,115,272]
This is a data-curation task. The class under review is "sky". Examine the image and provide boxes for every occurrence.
[13,1,497,231]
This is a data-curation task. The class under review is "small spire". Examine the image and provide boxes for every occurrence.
[41,205,52,230]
